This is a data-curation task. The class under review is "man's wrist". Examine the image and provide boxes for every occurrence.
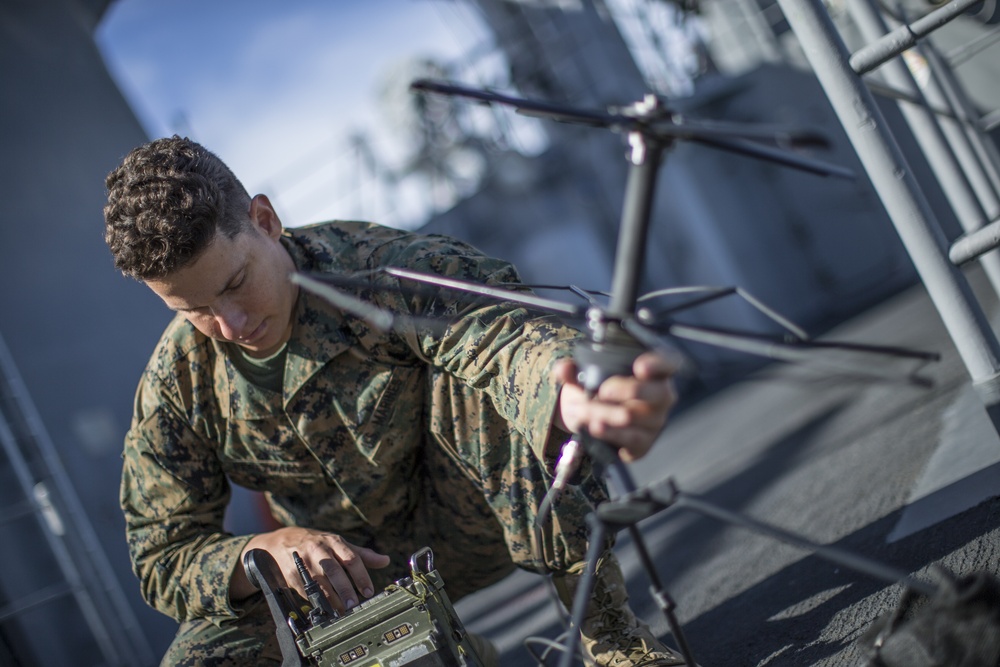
[229,534,264,602]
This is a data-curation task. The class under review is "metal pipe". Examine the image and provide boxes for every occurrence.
[865,80,963,122]
[894,6,1000,221]
[950,218,1000,265]
[0,336,155,665]
[846,0,1000,290]
[985,109,1000,133]
[849,0,984,74]
[921,44,1000,195]
[608,115,664,319]
[0,416,121,664]
[945,23,1000,66]
[775,0,1000,433]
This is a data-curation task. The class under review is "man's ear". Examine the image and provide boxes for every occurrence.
[249,194,283,239]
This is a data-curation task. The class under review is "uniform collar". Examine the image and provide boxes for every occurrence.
[282,230,355,406]
[216,231,355,419]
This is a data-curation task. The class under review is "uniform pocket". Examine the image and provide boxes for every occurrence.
[222,458,327,495]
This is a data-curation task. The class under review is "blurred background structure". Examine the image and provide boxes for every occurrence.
[0,0,998,663]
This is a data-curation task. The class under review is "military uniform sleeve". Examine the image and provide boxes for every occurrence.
[371,235,584,464]
[120,376,252,623]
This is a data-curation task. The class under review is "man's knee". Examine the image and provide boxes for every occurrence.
[160,601,281,667]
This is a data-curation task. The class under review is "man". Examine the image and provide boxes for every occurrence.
[105,135,683,666]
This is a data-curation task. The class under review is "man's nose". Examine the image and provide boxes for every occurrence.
[213,305,248,341]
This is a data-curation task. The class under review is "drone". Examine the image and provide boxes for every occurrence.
[289,79,945,667]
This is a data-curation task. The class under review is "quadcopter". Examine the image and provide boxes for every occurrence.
[287,78,944,667]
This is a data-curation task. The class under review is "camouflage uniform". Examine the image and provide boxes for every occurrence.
[120,222,608,664]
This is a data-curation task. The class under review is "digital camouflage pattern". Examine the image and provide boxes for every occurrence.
[121,221,609,634]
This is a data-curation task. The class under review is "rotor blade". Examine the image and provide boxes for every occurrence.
[412,78,839,150]
[659,321,939,362]
[412,78,854,178]
[384,267,583,317]
[299,266,935,385]
[291,273,397,331]
[410,78,616,127]
[639,320,937,386]
[689,135,856,179]
[292,272,454,334]
[636,285,940,365]
[638,285,810,341]
[647,114,831,149]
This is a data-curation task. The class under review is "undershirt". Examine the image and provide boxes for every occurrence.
[227,342,287,393]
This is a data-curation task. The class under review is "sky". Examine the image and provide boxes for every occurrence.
[95,0,496,229]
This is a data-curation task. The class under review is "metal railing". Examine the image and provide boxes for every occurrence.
[0,334,154,666]
[773,0,1000,433]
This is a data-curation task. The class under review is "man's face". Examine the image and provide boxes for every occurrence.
[145,195,299,358]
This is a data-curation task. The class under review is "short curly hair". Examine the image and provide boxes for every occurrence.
[104,136,252,281]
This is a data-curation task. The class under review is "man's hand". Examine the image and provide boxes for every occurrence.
[553,350,678,462]
[231,527,390,612]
